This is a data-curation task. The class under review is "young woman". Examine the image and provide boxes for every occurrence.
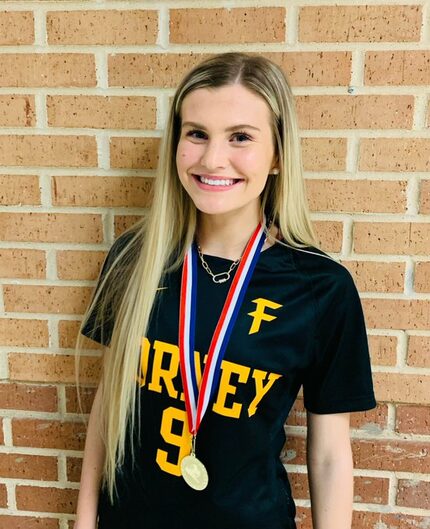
[75,52,376,529]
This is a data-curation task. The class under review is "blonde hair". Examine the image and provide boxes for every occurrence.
[75,52,317,502]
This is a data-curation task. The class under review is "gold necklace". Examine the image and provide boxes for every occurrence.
[196,219,275,284]
[196,245,240,284]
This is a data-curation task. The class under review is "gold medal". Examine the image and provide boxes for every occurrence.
[180,453,209,491]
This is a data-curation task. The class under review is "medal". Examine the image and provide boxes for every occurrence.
[180,435,209,491]
[178,220,266,490]
[181,455,209,491]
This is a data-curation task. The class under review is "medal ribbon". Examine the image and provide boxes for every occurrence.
[179,221,266,436]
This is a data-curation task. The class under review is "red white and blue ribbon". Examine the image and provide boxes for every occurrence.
[178,221,266,436]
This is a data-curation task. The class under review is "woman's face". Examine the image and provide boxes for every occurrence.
[176,84,278,219]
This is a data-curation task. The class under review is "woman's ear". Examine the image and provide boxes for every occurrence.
[270,152,279,175]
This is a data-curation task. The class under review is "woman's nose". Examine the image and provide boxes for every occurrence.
[199,139,228,170]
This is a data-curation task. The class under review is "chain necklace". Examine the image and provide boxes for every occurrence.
[196,244,240,284]
[196,220,274,284]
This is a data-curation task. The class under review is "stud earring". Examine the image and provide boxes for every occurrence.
[270,168,279,176]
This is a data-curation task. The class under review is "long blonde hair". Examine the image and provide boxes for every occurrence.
[75,52,317,502]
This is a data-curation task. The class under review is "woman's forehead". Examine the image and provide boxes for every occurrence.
[180,85,272,129]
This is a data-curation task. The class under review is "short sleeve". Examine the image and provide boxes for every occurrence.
[81,232,133,346]
[303,269,376,414]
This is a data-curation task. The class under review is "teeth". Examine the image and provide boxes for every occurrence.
[199,175,236,186]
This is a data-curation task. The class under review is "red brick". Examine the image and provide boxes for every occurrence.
[359,138,430,172]
[281,435,306,465]
[299,5,421,42]
[415,262,430,292]
[407,335,430,368]
[264,52,352,87]
[0,95,35,127]
[0,516,59,529]
[297,95,413,130]
[396,405,430,435]
[342,261,405,293]
[420,180,430,213]
[57,250,106,280]
[0,249,45,279]
[12,419,86,451]
[291,472,388,504]
[368,335,397,366]
[52,175,153,207]
[307,179,407,213]
[9,353,101,384]
[0,484,7,508]
[16,485,78,514]
[373,372,430,405]
[47,10,157,45]
[290,472,309,499]
[352,512,429,529]
[0,135,97,167]
[362,299,430,331]
[295,507,311,529]
[397,479,430,508]
[302,138,347,171]
[59,320,102,350]
[66,457,82,482]
[109,52,352,88]
[0,175,40,205]
[109,53,208,88]
[0,319,48,347]
[47,95,156,129]
[353,439,430,473]
[0,382,57,412]
[365,51,430,86]
[0,212,102,243]
[0,11,34,45]
[354,222,430,255]
[0,54,96,88]
[286,398,388,430]
[0,453,57,480]
[286,398,307,427]
[350,404,389,431]
[3,285,93,315]
[313,221,343,252]
[65,386,96,414]
[110,137,160,169]
[114,215,142,237]
[170,8,285,44]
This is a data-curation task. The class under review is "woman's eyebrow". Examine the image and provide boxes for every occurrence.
[181,121,260,132]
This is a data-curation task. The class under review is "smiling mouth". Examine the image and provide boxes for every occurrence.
[193,174,243,187]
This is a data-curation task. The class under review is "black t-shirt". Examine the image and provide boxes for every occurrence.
[82,232,376,529]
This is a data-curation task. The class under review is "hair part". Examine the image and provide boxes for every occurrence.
[75,52,318,502]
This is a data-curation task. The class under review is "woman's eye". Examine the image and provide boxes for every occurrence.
[233,132,251,143]
[186,130,207,140]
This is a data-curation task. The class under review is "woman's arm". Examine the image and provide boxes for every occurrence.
[74,382,106,529]
[306,411,353,529]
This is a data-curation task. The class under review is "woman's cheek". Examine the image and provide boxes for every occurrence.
[231,147,261,169]
[177,142,201,165]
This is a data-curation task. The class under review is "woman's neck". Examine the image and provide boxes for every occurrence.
[196,207,273,260]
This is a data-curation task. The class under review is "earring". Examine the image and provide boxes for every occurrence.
[270,168,279,176]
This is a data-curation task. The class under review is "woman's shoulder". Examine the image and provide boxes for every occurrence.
[102,226,142,276]
[276,241,356,294]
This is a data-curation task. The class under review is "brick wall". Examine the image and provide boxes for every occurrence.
[0,1,428,528]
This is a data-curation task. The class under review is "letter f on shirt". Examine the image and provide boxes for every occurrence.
[248,298,282,335]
